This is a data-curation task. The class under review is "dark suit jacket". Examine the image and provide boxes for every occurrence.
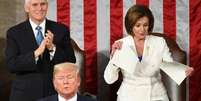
[5,19,76,101]
[37,94,97,101]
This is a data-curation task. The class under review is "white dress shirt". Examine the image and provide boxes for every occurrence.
[29,19,46,38]
[58,94,77,101]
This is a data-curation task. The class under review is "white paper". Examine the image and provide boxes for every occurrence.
[110,46,138,74]
[160,61,188,85]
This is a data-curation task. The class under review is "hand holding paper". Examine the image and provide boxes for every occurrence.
[110,46,138,74]
[160,61,188,85]
[185,67,194,76]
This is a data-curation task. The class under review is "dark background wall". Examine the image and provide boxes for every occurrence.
[0,0,25,100]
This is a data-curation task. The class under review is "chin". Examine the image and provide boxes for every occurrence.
[36,18,45,21]
[137,36,145,40]
[61,90,71,94]
[34,16,45,20]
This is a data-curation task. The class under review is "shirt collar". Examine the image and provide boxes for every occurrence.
[58,93,77,101]
[29,19,46,36]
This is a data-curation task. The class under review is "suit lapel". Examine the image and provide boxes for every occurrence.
[45,19,54,34]
[25,19,51,48]
[142,36,151,63]
[126,35,147,62]
[45,19,56,44]
[77,93,85,101]
[77,94,81,101]
[24,20,38,49]
[45,19,50,33]
[48,94,58,101]
[55,94,59,101]
[126,35,151,65]
[49,94,58,101]
[125,35,138,56]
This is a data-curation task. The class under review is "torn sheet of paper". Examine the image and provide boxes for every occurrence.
[110,46,138,74]
[160,61,188,85]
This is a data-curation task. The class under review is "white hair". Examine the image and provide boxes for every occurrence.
[25,0,48,5]
[25,0,31,5]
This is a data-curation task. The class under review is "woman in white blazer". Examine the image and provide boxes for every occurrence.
[104,5,193,101]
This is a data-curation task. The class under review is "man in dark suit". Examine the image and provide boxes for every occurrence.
[5,0,76,101]
[38,62,97,101]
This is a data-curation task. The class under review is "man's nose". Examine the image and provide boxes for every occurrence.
[63,78,69,84]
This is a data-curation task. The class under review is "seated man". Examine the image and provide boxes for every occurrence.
[38,62,97,101]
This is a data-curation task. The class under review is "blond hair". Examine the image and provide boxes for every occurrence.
[53,62,80,76]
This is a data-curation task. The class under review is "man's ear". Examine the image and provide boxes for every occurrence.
[24,4,29,13]
[77,75,81,87]
[52,78,56,89]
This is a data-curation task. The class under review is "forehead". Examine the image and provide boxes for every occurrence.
[135,16,149,23]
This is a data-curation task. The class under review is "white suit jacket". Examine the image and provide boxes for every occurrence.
[104,35,173,101]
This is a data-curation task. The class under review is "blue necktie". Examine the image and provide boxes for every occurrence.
[35,26,44,45]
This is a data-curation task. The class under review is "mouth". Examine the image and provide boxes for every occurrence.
[63,87,69,90]
[63,85,71,89]
[139,33,146,36]
[36,12,44,16]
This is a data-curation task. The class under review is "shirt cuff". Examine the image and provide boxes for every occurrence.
[49,45,56,60]
[35,57,39,64]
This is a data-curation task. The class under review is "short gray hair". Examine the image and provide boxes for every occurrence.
[25,0,30,4]
[25,0,48,5]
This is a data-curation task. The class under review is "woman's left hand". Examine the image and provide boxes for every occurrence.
[185,67,194,76]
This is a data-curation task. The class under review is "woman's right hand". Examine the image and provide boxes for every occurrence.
[185,67,194,76]
[111,41,123,58]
